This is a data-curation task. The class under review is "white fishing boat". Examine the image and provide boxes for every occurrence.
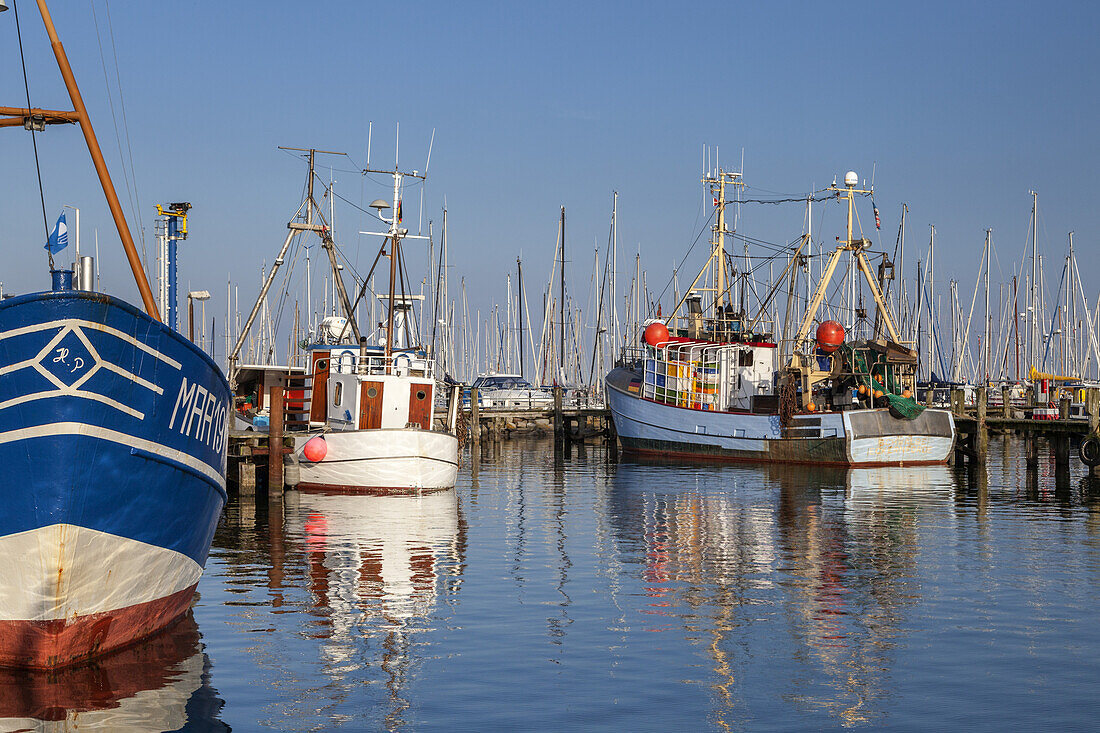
[606,167,955,466]
[228,149,459,493]
[295,342,459,493]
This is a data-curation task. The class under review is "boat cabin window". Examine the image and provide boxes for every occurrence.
[333,382,343,406]
[739,349,753,367]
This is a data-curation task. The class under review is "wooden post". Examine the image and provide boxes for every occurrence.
[268,386,284,496]
[470,387,480,451]
[553,385,564,444]
[1054,433,1071,468]
[238,460,256,497]
[950,388,966,417]
[1026,434,1038,463]
[1059,395,1071,420]
[975,386,988,465]
[1002,386,1012,418]
[1087,388,1100,433]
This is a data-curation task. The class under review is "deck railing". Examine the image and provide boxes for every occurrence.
[638,342,737,411]
[328,351,436,379]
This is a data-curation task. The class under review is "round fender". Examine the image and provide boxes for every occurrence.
[1080,435,1100,467]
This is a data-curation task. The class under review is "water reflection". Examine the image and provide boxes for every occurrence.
[608,459,962,728]
[286,489,466,729]
[0,613,226,732]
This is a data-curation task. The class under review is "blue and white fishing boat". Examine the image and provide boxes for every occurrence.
[0,3,228,668]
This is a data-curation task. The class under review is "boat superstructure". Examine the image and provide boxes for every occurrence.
[606,166,955,466]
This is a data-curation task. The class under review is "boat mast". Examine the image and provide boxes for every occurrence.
[984,228,992,382]
[929,225,936,379]
[9,1,161,318]
[1025,191,1034,372]
[518,257,525,380]
[560,206,566,381]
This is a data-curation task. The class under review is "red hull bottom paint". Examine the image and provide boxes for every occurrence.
[0,583,197,670]
[623,445,947,468]
[297,482,454,496]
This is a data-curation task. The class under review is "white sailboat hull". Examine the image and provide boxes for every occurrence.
[294,428,459,493]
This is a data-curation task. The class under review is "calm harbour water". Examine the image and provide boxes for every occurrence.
[13,436,1100,731]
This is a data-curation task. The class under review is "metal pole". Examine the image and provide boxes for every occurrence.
[168,214,178,331]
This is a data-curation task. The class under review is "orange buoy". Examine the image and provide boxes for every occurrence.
[815,320,845,353]
[806,402,816,412]
[902,389,912,399]
[874,389,884,399]
[644,321,670,347]
[858,384,868,395]
[303,435,328,462]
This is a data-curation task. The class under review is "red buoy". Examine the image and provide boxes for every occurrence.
[644,321,670,346]
[815,320,845,353]
[303,435,328,462]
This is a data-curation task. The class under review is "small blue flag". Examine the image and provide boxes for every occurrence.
[44,212,68,254]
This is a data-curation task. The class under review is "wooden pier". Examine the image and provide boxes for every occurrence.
[228,384,614,497]
[951,386,1100,474]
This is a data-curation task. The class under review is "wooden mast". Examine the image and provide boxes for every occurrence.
[35,0,160,319]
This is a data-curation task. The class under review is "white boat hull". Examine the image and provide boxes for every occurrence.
[293,428,459,493]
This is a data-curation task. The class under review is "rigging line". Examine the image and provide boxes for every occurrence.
[719,194,832,205]
[328,185,388,225]
[90,1,144,265]
[12,0,52,266]
[648,205,718,311]
[102,0,147,255]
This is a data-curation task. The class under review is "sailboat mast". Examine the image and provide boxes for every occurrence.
[1030,191,1039,371]
[984,229,991,382]
[518,257,525,380]
[560,206,566,379]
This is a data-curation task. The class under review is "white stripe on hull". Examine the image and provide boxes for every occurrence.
[0,422,226,490]
[0,525,201,621]
[295,429,458,491]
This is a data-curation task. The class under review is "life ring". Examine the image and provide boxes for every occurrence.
[1080,435,1100,467]
[393,352,412,375]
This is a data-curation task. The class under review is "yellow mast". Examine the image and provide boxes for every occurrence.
[794,171,900,345]
[665,166,743,327]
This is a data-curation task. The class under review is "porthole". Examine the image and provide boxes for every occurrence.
[367,387,379,398]
[416,390,427,400]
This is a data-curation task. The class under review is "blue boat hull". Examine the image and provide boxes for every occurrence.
[0,290,229,668]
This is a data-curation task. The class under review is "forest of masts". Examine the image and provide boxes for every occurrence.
[203,179,1100,395]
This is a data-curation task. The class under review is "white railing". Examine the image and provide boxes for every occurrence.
[329,350,436,379]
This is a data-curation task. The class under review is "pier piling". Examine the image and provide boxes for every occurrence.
[470,387,480,451]
[975,386,988,464]
[268,386,284,497]
[553,385,564,445]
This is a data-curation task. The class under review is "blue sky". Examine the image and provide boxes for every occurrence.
[2,1,1098,362]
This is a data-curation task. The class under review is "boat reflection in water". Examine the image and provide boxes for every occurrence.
[842,464,955,507]
[285,489,465,726]
[611,458,958,728]
[0,613,226,731]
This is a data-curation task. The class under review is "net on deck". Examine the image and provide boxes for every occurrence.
[838,343,925,419]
